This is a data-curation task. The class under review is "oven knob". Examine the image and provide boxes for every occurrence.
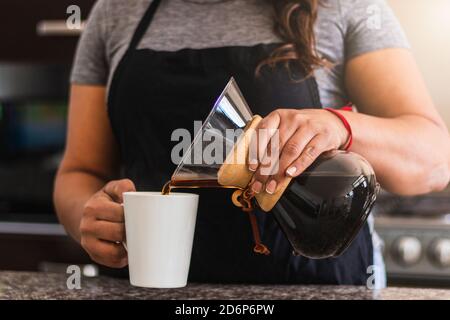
[392,236,422,266]
[429,238,450,268]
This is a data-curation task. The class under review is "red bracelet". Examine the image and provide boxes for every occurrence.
[324,107,353,151]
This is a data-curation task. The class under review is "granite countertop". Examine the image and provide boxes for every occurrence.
[0,271,449,300]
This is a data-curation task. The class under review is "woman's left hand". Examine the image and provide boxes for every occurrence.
[248,108,349,195]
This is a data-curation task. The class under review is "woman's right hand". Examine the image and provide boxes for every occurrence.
[80,179,136,268]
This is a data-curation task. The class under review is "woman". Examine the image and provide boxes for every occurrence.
[54,0,450,287]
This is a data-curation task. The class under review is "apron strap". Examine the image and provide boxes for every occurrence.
[129,0,163,50]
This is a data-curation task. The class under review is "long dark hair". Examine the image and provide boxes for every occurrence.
[257,0,326,78]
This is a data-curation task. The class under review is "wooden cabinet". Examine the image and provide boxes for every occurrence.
[0,0,96,63]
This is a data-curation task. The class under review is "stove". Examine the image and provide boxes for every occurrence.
[374,190,450,285]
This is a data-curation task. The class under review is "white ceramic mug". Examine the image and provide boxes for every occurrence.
[122,192,199,288]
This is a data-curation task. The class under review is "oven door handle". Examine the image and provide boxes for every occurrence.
[36,20,85,36]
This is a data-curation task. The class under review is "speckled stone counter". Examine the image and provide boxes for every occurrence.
[0,271,449,300]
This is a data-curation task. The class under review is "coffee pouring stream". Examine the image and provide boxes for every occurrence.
[165,78,380,259]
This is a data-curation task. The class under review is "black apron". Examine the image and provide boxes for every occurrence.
[107,0,373,284]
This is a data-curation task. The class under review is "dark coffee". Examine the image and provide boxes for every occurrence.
[272,173,377,259]
[162,179,225,195]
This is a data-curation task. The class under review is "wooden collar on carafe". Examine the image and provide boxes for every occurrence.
[218,115,293,255]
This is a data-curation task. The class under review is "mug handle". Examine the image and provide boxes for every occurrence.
[119,203,127,251]
[114,241,127,251]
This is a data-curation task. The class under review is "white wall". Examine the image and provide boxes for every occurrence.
[387,0,450,129]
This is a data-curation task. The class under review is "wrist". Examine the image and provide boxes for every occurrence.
[324,108,353,150]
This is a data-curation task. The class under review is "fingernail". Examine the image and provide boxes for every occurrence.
[286,166,297,177]
[252,181,262,194]
[266,180,277,195]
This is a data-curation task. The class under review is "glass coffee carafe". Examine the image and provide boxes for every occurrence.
[164,78,379,259]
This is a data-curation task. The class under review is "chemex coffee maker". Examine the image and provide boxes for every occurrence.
[166,78,380,259]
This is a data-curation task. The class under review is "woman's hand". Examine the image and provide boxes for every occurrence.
[248,109,349,194]
[80,179,135,268]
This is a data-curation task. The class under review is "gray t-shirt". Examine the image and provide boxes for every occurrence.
[71,0,409,108]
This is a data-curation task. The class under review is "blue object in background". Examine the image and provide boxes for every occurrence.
[2,102,67,154]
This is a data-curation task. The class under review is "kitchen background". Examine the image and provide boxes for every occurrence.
[0,0,449,286]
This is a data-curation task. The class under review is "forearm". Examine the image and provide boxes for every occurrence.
[54,170,106,242]
[344,111,450,195]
